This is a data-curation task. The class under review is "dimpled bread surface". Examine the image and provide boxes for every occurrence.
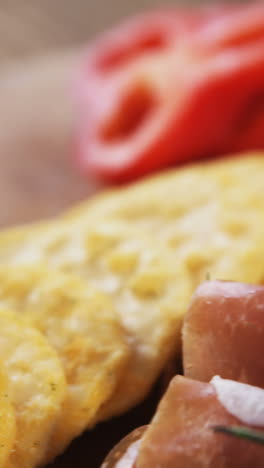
[0,310,66,468]
[0,154,264,422]
[0,266,130,461]
[0,365,16,467]
[0,226,192,422]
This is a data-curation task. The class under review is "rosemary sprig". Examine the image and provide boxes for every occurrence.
[213,425,264,445]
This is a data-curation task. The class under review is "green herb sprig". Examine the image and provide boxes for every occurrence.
[213,425,264,445]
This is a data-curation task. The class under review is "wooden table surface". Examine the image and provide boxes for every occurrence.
[0,51,99,228]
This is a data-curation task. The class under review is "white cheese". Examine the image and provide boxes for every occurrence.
[211,376,264,427]
[116,439,141,468]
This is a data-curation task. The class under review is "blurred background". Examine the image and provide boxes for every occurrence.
[0,0,247,227]
[0,0,225,61]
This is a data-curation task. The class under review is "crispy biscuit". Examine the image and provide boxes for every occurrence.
[0,310,66,468]
[0,365,16,467]
[0,221,193,420]
[66,154,264,286]
[0,266,130,459]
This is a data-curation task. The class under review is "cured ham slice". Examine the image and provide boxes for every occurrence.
[105,376,264,468]
[102,376,264,468]
[183,280,264,388]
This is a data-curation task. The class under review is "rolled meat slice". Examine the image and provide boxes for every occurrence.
[137,376,264,468]
[102,376,264,468]
[183,280,264,387]
[102,427,146,468]
[103,376,264,468]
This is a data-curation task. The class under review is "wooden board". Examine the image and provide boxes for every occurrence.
[0,51,105,228]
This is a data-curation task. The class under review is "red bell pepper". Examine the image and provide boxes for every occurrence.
[193,2,264,154]
[193,2,264,53]
[75,4,264,182]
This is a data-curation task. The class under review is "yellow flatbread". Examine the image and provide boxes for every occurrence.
[66,153,264,285]
[0,266,130,460]
[0,221,47,259]
[0,365,16,468]
[0,219,192,420]
[1,154,264,421]
[0,310,66,468]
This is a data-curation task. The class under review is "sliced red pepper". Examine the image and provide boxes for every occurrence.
[75,4,264,182]
[83,11,193,73]
[80,7,224,75]
[232,110,264,152]
[192,41,264,156]
[193,2,264,52]
[193,3,264,155]
[75,9,205,181]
